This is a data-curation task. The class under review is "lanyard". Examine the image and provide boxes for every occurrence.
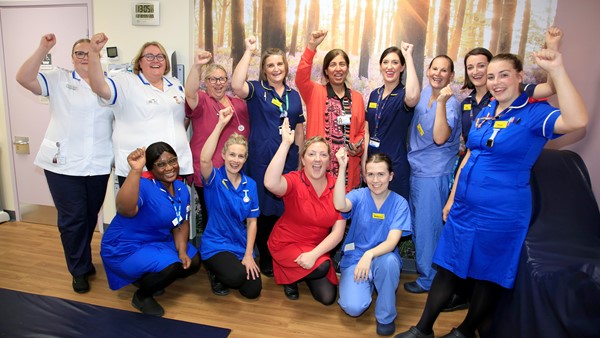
[272,90,289,119]
[153,179,183,227]
[374,87,387,138]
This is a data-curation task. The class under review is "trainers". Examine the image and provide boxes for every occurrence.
[283,283,299,300]
[131,291,164,317]
[72,275,90,293]
[208,270,229,296]
[376,320,396,336]
[393,326,434,338]
[403,281,428,294]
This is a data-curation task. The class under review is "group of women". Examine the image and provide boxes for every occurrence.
[16,25,588,338]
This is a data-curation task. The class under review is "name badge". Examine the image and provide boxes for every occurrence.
[271,98,282,108]
[463,103,472,111]
[493,121,508,129]
[369,137,380,148]
[343,242,355,252]
[368,102,377,109]
[372,212,385,220]
[417,123,424,136]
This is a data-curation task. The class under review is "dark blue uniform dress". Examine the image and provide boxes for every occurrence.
[433,92,562,288]
[245,80,304,216]
[366,84,414,199]
[101,178,197,290]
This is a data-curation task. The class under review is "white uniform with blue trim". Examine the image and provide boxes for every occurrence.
[102,72,192,177]
[36,68,113,174]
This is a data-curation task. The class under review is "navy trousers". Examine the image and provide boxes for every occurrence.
[44,170,109,277]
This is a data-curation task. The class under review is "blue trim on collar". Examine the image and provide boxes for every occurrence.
[71,71,81,81]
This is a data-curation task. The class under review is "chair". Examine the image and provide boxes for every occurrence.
[483,149,600,338]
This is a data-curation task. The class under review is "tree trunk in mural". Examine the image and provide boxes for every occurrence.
[518,0,531,59]
[489,0,503,55]
[475,0,487,49]
[217,0,229,47]
[253,0,258,36]
[425,1,435,58]
[197,0,205,48]
[359,0,375,78]
[497,0,517,53]
[261,0,286,51]
[344,2,350,52]
[448,0,467,60]
[231,0,245,66]
[256,0,262,38]
[306,0,320,48]
[290,0,301,55]
[351,2,361,55]
[204,0,214,53]
[402,0,430,82]
[331,1,340,45]
[436,0,451,56]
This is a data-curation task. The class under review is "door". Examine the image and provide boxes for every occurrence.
[0,1,91,224]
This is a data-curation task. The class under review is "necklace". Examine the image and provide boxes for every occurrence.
[213,96,245,132]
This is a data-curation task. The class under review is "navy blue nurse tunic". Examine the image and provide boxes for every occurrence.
[244,80,304,216]
[433,92,562,288]
[366,84,414,199]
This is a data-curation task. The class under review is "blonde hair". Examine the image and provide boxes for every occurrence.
[301,136,330,158]
[222,133,248,157]
[203,64,228,81]
[132,41,170,75]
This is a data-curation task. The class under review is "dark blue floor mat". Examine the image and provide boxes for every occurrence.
[0,288,230,338]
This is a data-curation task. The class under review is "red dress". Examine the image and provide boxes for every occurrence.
[268,171,342,285]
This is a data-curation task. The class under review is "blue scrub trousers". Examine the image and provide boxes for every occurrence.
[338,252,401,324]
[45,170,109,277]
[409,174,451,290]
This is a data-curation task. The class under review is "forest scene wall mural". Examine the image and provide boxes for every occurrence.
[193,0,558,101]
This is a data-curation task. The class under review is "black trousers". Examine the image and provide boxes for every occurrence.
[45,170,109,277]
[203,251,262,299]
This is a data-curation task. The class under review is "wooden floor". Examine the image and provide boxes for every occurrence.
[0,221,465,337]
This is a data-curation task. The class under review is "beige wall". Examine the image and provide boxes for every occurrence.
[0,0,194,218]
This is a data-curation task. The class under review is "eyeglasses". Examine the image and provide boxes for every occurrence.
[154,157,178,169]
[206,77,228,84]
[142,53,166,62]
[73,51,89,59]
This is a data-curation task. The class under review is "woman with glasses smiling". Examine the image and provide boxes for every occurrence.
[16,34,113,294]
[101,142,200,317]
[87,33,193,186]
[184,50,250,234]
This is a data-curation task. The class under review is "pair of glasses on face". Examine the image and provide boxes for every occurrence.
[142,53,166,62]
[73,51,89,59]
[207,77,228,84]
[154,157,178,169]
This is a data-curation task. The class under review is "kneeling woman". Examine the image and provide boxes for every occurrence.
[334,149,411,336]
[265,119,346,305]
[101,142,200,317]
[200,107,261,299]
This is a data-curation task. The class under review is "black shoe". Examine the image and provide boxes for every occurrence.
[261,266,274,278]
[208,271,229,296]
[132,291,164,317]
[283,283,299,300]
[403,281,428,294]
[439,328,472,338]
[72,275,90,293]
[86,265,96,276]
[393,326,434,338]
[442,294,469,312]
[376,320,396,336]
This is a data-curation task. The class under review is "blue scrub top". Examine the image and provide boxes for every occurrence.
[408,85,461,177]
[245,80,304,216]
[200,166,260,260]
[366,84,414,199]
[339,188,412,269]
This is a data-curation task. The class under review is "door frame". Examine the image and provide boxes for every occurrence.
[0,0,93,221]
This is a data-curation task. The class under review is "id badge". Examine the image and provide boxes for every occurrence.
[336,114,351,126]
[369,137,380,148]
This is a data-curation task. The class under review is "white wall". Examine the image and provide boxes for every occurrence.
[0,0,194,218]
